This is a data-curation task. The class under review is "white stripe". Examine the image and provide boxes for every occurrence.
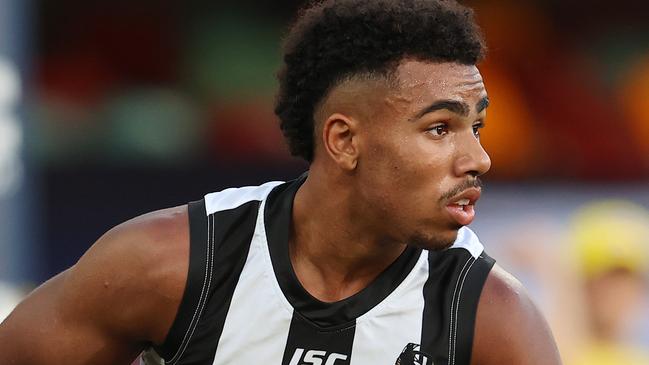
[204,181,284,215]
[350,250,429,365]
[211,197,293,364]
[449,227,484,259]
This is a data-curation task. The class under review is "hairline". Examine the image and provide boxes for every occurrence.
[312,68,399,128]
[310,57,479,162]
[312,57,477,127]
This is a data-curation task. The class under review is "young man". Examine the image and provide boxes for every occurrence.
[0,1,562,364]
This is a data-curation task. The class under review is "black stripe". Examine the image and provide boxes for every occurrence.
[154,200,208,360]
[448,257,475,365]
[420,249,494,365]
[281,311,356,365]
[187,201,261,364]
[154,199,261,364]
[453,253,495,365]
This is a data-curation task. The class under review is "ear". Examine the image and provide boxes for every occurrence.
[321,113,359,171]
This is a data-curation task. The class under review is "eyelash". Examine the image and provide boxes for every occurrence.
[426,121,485,138]
[473,121,484,138]
[427,124,449,137]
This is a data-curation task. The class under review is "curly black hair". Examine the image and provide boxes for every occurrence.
[275,0,486,162]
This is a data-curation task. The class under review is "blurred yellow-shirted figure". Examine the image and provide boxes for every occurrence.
[568,200,649,365]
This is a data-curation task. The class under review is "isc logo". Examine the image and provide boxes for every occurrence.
[288,348,348,365]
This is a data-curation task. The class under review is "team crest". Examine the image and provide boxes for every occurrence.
[395,343,434,365]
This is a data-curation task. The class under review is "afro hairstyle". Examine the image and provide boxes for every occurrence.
[275,0,486,162]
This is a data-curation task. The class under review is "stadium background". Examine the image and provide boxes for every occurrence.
[0,0,648,363]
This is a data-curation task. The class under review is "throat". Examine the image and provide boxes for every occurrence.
[288,172,408,303]
[293,264,373,303]
[288,236,408,303]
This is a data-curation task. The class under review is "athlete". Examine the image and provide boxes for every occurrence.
[0,1,562,364]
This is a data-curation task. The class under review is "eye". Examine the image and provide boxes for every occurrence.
[427,123,449,137]
[472,121,484,138]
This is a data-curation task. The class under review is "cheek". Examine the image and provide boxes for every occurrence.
[362,135,415,186]
[394,135,454,194]
[355,136,409,211]
[360,134,451,206]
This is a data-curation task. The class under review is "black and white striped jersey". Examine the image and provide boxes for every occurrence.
[141,175,495,365]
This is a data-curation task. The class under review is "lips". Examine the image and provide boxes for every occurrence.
[444,188,481,226]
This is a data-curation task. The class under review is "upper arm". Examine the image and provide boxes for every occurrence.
[0,206,189,365]
[471,264,563,365]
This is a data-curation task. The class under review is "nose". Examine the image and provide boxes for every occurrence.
[453,132,491,178]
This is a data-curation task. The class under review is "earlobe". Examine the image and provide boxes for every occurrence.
[322,113,359,171]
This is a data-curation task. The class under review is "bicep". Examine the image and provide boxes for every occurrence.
[471,265,562,365]
[0,206,189,365]
[0,269,143,365]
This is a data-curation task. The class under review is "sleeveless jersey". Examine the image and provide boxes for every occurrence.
[141,175,495,365]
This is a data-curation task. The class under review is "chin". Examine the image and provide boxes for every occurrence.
[407,227,459,251]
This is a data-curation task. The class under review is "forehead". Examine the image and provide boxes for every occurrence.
[393,60,487,107]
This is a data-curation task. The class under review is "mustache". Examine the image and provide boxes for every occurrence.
[439,178,483,203]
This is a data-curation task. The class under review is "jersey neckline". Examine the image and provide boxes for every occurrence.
[263,173,422,329]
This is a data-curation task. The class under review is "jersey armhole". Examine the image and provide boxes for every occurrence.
[152,199,209,362]
[456,252,496,365]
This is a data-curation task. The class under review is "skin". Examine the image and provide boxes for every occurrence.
[0,60,562,365]
[0,207,189,364]
[294,60,561,364]
[292,60,492,299]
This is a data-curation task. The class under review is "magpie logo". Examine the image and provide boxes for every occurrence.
[288,348,348,365]
[395,343,434,365]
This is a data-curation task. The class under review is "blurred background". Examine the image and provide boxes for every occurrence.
[0,0,648,363]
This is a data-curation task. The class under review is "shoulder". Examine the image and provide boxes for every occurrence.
[100,205,189,265]
[471,264,562,365]
[67,204,191,344]
[87,204,190,293]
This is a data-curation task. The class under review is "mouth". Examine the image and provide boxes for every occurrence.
[444,188,481,226]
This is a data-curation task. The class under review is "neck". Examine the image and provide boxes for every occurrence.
[290,168,407,302]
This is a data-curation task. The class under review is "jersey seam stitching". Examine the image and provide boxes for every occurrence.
[451,257,477,365]
[168,212,215,364]
[447,256,473,364]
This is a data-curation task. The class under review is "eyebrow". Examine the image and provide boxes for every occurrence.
[413,96,490,120]
[476,97,490,113]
